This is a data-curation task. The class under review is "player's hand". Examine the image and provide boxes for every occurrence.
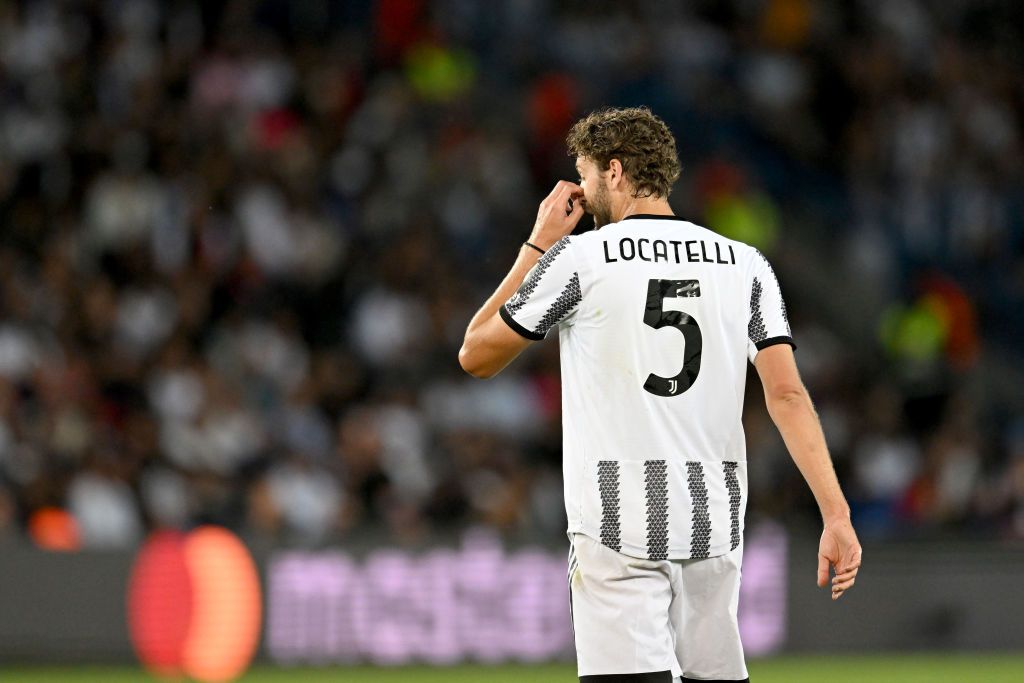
[528,181,585,250]
[816,516,862,601]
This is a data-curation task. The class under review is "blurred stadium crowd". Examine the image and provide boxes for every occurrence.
[0,0,1022,550]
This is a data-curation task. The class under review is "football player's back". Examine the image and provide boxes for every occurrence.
[517,215,791,560]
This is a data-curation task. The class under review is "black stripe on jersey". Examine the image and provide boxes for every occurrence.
[748,277,766,345]
[686,462,711,559]
[644,460,669,560]
[754,335,796,351]
[499,305,544,340]
[597,461,621,552]
[533,272,581,336]
[754,248,790,331]
[748,250,797,350]
[505,236,571,315]
[724,461,742,551]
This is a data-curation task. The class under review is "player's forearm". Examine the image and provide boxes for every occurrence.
[765,388,850,522]
[464,246,540,336]
[459,246,541,377]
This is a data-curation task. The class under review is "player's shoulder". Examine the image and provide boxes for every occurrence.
[556,228,604,260]
[670,222,780,281]
[671,221,758,257]
[683,225,769,270]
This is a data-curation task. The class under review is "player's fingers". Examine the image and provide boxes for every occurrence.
[554,190,578,220]
[837,556,861,576]
[838,560,861,575]
[549,180,581,199]
[832,568,858,584]
[833,575,856,589]
[567,195,585,220]
[552,185,579,208]
[545,181,568,199]
[816,553,829,588]
[540,183,569,209]
[846,550,863,569]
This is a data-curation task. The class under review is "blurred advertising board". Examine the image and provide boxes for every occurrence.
[3,523,1021,666]
[0,523,785,666]
[265,522,787,664]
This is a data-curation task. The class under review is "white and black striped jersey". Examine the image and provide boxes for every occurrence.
[501,215,793,560]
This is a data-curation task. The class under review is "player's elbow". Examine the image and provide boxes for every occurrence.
[458,344,497,379]
[765,383,810,413]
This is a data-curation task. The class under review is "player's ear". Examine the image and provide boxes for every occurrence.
[607,158,623,189]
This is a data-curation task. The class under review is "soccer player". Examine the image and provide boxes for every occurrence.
[459,107,861,682]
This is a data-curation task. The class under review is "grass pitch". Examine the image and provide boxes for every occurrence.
[4,653,1023,682]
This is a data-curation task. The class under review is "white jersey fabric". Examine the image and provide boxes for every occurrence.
[501,215,793,560]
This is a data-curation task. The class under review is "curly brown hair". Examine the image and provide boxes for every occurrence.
[566,107,681,199]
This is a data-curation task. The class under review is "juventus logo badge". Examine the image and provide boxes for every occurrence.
[668,379,678,394]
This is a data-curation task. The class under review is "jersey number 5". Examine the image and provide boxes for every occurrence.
[643,279,702,397]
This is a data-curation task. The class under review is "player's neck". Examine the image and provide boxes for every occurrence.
[614,195,674,222]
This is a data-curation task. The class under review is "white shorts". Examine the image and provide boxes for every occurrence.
[569,533,748,681]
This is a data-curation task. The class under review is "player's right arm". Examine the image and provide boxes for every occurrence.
[459,181,584,378]
[754,344,862,601]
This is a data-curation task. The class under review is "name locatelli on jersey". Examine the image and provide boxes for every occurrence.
[603,237,736,266]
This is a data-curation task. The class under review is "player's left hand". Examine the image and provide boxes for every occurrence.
[817,517,862,601]
[528,181,585,250]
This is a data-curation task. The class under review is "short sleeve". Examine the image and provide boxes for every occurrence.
[500,236,582,341]
[747,250,795,362]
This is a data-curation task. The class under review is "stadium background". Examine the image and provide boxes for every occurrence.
[0,0,1022,680]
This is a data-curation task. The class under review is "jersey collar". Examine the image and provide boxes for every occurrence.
[622,214,687,221]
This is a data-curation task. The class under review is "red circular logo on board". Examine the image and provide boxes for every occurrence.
[128,527,262,682]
